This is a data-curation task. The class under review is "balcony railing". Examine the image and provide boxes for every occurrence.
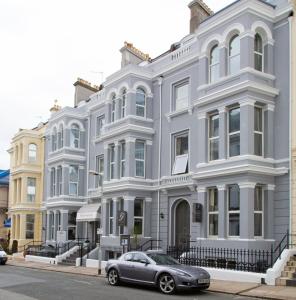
[161,173,193,187]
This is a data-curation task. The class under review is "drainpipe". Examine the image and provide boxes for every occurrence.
[157,76,163,249]
[86,111,91,204]
[289,16,293,237]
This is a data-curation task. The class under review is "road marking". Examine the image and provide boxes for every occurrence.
[72,279,93,286]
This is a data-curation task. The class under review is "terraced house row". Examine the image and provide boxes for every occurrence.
[7,0,296,264]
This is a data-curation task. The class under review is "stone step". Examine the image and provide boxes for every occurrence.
[284,266,296,272]
[276,277,288,286]
[287,261,296,267]
[281,271,295,279]
[286,279,296,287]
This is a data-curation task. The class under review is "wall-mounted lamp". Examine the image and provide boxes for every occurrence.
[160,212,164,219]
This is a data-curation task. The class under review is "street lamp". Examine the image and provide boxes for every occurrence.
[89,170,103,275]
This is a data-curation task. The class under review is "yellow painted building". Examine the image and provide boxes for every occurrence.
[291,0,296,242]
[7,122,46,250]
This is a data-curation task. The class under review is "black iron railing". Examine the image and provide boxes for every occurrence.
[129,239,162,251]
[167,245,272,273]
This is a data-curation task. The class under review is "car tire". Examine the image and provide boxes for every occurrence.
[158,273,176,295]
[107,269,120,286]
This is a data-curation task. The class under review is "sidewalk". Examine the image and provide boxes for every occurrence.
[6,260,296,300]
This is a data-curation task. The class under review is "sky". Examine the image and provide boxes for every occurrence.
[0,0,233,169]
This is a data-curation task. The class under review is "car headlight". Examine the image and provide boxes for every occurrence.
[175,270,192,278]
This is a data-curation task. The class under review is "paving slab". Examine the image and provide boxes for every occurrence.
[241,285,296,300]
[208,280,260,294]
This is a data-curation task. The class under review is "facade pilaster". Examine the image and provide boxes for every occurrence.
[218,107,227,160]
[217,185,227,239]
[197,187,207,238]
[123,196,135,235]
[197,113,208,164]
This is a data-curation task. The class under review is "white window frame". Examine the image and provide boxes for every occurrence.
[173,80,189,111]
[119,198,124,235]
[57,166,62,196]
[96,115,105,136]
[69,165,79,196]
[120,141,126,178]
[227,185,240,238]
[208,113,219,161]
[70,124,80,149]
[110,145,115,180]
[209,45,220,83]
[111,95,116,122]
[95,155,104,187]
[254,185,264,238]
[228,34,240,75]
[227,106,240,158]
[135,140,145,178]
[25,214,35,239]
[208,187,219,237]
[109,199,114,235]
[254,106,264,157]
[121,89,127,118]
[58,125,63,149]
[27,177,36,203]
[254,33,264,72]
[52,129,57,152]
[28,143,37,162]
[50,168,56,197]
[134,199,144,236]
[136,88,146,118]
[172,131,189,175]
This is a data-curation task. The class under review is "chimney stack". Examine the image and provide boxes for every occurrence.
[73,78,99,107]
[188,0,213,34]
[120,42,150,68]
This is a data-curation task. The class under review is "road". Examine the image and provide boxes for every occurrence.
[0,265,256,300]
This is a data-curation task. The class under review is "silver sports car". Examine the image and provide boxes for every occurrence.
[105,251,210,294]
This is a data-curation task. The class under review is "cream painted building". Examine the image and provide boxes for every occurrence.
[8,122,46,250]
[291,0,296,242]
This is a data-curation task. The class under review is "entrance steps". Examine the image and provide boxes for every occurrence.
[59,247,89,266]
[276,255,296,286]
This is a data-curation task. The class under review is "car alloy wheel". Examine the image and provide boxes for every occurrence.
[158,274,176,294]
[108,269,119,286]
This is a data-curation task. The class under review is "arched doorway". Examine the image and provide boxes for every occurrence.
[175,200,190,247]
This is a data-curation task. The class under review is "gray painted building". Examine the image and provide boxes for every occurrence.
[43,0,294,260]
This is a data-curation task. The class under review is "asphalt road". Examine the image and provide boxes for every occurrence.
[0,265,256,300]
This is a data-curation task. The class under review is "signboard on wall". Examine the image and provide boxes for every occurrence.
[56,230,67,243]
[192,203,202,223]
[118,211,127,227]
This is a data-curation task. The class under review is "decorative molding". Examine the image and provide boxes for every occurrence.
[239,98,256,107]
[145,197,152,202]
[266,184,276,191]
[217,185,226,191]
[197,187,207,193]
[124,196,135,201]
[238,182,257,189]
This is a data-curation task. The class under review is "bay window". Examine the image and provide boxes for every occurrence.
[69,165,78,196]
[208,188,218,236]
[26,214,35,239]
[134,199,144,235]
[254,106,263,156]
[70,124,80,148]
[254,186,263,237]
[28,143,37,161]
[136,88,146,117]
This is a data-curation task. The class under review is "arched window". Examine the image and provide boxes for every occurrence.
[209,45,220,83]
[254,33,263,72]
[229,35,240,75]
[70,124,80,148]
[121,88,127,118]
[28,143,37,161]
[50,168,56,197]
[58,124,64,149]
[111,94,116,122]
[52,128,57,151]
[136,88,146,117]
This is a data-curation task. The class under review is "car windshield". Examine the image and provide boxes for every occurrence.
[147,253,180,265]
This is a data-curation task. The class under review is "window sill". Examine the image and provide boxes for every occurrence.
[166,106,193,121]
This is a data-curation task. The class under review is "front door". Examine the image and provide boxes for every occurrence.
[175,200,190,247]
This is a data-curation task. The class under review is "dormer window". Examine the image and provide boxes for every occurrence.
[209,45,219,83]
[136,88,146,117]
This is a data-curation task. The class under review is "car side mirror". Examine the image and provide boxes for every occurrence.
[140,259,149,265]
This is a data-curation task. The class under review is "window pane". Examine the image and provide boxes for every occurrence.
[210,139,219,161]
[254,34,263,53]
[254,107,262,132]
[255,54,263,72]
[209,214,218,236]
[229,185,240,210]
[254,133,263,156]
[136,106,145,117]
[229,133,240,157]
[136,161,144,177]
[69,166,78,181]
[121,143,126,159]
[229,55,240,75]
[134,218,143,235]
[69,183,77,195]
[121,161,125,177]
[135,142,145,159]
[209,115,219,137]
[254,187,263,211]
[210,45,219,64]
[136,89,145,105]
[175,83,189,110]
[229,108,240,133]
[210,64,220,83]
[254,214,262,237]
[229,213,240,236]
[172,154,188,175]
[134,200,143,216]
[229,35,240,56]
[176,136,188,155]
[209,188,218,211]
